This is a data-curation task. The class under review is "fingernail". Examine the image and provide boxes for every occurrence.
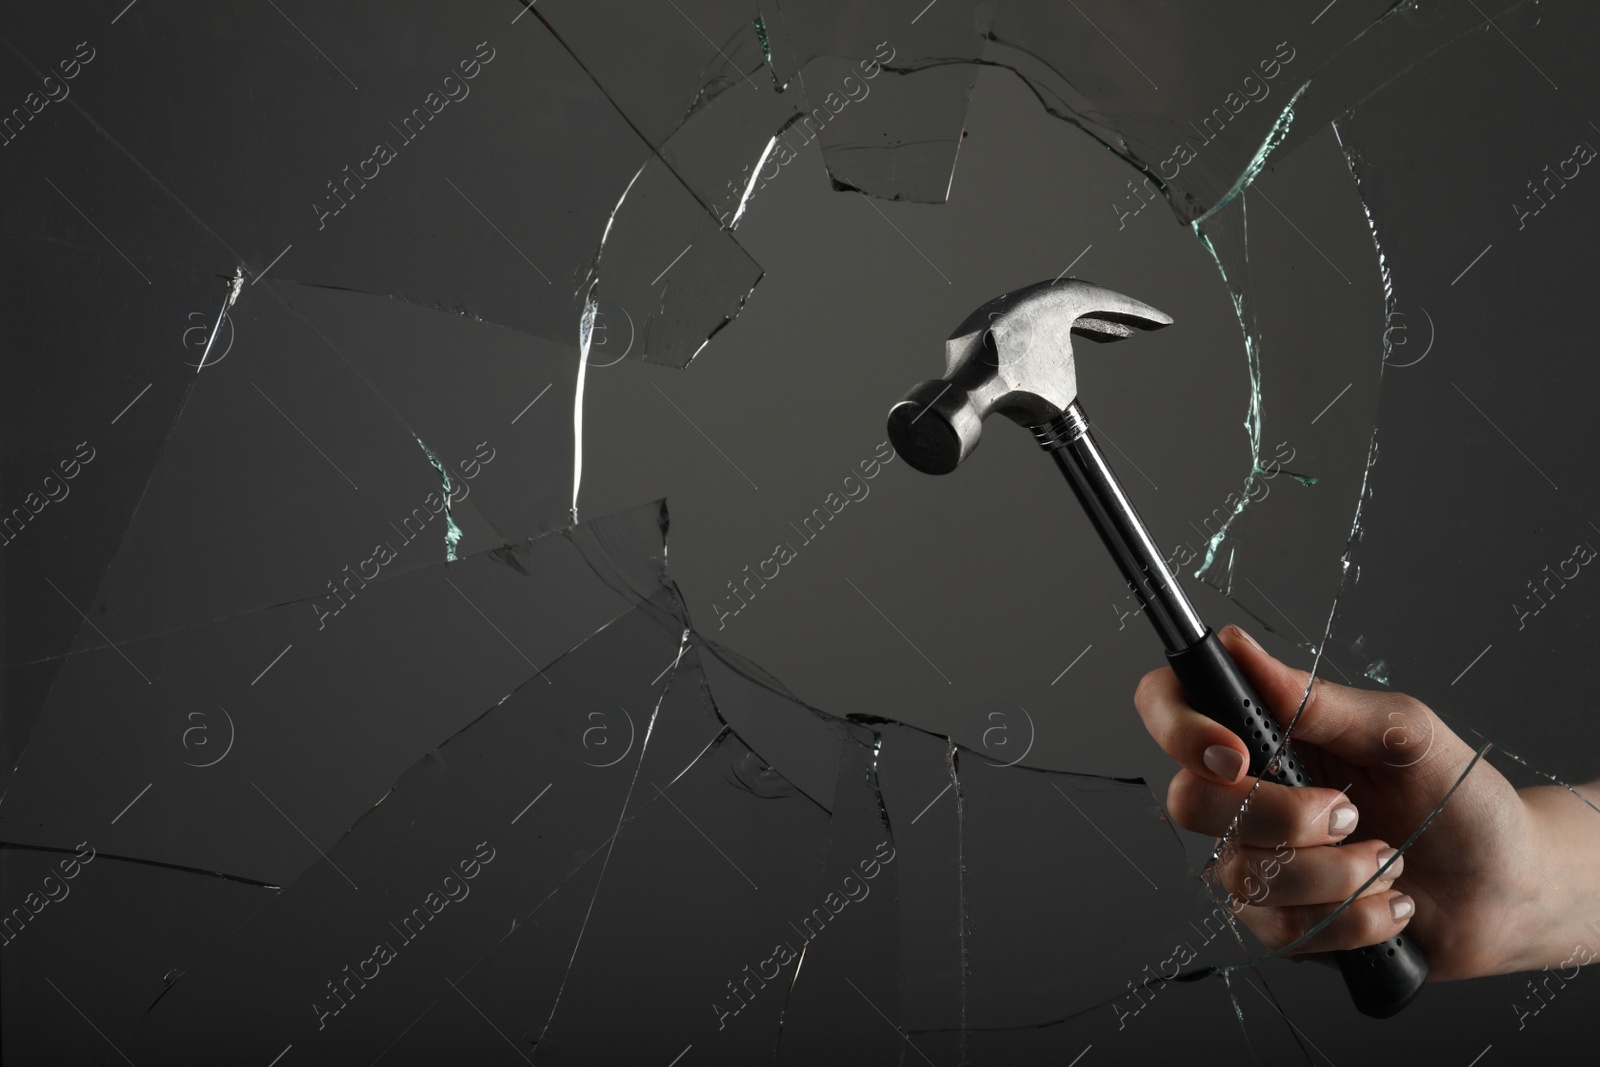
[1226,624,1265,653]
[1377,848,1403,878]
[1328,804,1358,837]
[1390,894,1415,922]
[1203,744,1245,783]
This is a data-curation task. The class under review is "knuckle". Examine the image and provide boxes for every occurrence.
[1300,788,1346,833]
[1345,854,1380,896]
[1240,904,1294,951]
[1215,855,1250,899]
[1283,903,1349,952]
[1243,849,1300,904]
[1133,668,1169,709]
[1374,693,1439,768]
[1359,841,1398,884]
[1165,773,1207,831]
[1389,693,1430,718]
[1344,900,1394,947]
[1234,866,1277,906]
[1377,694,1431,735]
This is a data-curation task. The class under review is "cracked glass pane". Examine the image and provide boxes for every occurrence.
[1331,1,1600,784]
[6,0,1599,1062]
[0,503,658,885]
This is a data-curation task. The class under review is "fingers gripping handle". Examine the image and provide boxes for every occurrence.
[1167,631,1430,1019]
[1167,632,1307,786]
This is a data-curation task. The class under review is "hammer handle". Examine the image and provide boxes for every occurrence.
[1042,407,1427,1016]
[1168,631,1429,1018]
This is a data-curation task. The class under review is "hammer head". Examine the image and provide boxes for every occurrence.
[887,278,1172,474]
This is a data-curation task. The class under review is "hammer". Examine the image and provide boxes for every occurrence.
[886,277,1428,1019]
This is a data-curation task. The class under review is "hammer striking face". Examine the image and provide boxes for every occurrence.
[886,278,1172,475]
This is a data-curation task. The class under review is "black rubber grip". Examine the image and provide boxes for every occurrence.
[1167,630,1429,1019]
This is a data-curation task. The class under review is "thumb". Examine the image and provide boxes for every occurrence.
[1215,625,1454,773]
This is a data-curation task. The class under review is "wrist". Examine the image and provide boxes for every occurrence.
[1503,784,1600,974]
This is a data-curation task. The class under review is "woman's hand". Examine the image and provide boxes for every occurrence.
[1134,624,1600,980]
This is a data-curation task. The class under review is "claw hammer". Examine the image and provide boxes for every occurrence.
[885,277,1427,1019]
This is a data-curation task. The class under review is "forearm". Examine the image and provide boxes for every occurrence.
[1512,781,1600,973]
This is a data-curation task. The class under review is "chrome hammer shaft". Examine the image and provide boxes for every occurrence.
[1033,402,1205,652]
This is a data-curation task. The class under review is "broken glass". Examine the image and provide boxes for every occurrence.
[1330,0,1600,784]
[4,0,1598,1062]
